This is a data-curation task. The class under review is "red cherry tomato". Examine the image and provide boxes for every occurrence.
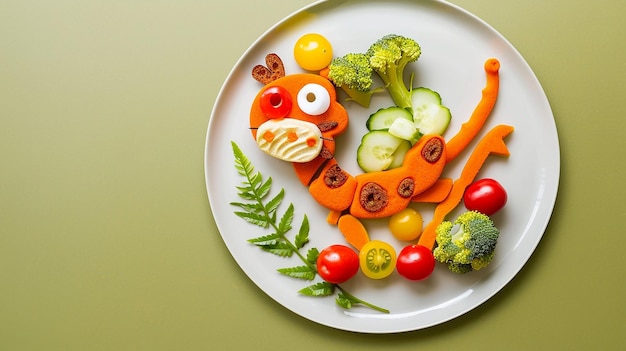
[317,245,360,284]
[463,178,508,215]
[259,85,292,119]
[396,245,435,281]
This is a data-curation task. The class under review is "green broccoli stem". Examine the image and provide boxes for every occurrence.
[377,63,413,110]
[340,84,386,108]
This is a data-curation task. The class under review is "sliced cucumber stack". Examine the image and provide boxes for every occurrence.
[357,130,410,173]
[411,87,451,136]
[356,87,451,173]
[366,106,413,131]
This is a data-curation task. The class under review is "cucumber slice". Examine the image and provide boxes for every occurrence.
[366,106,413,131]
[411,87,452,135]
[411,87,442,106]
[415,104,451,135]
[388,140,412,169]
[357,130,404,173]
[388,117,420,143]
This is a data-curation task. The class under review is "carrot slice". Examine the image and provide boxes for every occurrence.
[411,178,453,203]
[445,58,501,163]
[417,124,513,250]
[337,214,370,251]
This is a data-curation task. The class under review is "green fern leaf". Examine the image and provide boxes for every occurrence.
[262,242,294,257]
[306,248,319,265]
[277,265,316,280]
[264,188,284,215]
[336,293,353,309]
[247,233,280,246]
[294,215,310,249]
[278,204,294,234]
[233,211,269,228]
[298,282,335,297]
[230,202,264,214]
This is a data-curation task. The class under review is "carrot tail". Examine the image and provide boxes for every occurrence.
[337,214,370,251]
[326,210,342,225]
[411,178,453,203]
[417,124,514,250]
[445,58,501,163]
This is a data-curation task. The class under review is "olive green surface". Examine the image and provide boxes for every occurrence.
[2,0,624,350]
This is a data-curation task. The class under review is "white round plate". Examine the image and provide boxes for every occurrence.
[205,0,559,333]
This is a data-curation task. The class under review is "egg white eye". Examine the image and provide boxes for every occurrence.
[297,83,331,116]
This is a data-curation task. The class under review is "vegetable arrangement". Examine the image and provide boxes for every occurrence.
[231,142,389,312]
[325,35,452,173]
[232,32,514,313]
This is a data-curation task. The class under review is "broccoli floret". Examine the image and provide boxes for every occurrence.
[433,211,500,273]
[326,53,384,108]
[366,34,421,110]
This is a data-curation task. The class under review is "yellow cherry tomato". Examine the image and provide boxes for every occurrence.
[388,208,423,241]
[293,33,333,71]
[359,240,397,280]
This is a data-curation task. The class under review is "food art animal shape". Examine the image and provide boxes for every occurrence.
[249,53,512,251]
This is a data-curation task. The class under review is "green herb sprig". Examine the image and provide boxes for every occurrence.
[230,141,389,313]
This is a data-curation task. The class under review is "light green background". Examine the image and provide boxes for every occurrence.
[2,0,624,350]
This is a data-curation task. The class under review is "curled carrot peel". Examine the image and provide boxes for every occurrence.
[445,58,501,163]
[417,124,514,250]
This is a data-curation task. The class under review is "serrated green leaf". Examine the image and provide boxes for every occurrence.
[298,282,335,297]
[247,233,280,246]
[230,202,264,214]
[278,204,294,234]
[306,248,320,265]
[257,177,272,199]
[264,189,284,215]
[233,211,269,228]
[249,172,262,188]
[294,215,310,249]
[232,142,255,177]
[277,265,316,280]
[336,293,353,309]
[270,211,277,224]
[235,184,253,192]
[235,191,257,201]
[261,242,293,257]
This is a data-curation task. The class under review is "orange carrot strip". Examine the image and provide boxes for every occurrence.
[417,124,514,250]
[411,178,453,203]
[326,210,342,225]
[337,214,370,251]
[445,58,501,163]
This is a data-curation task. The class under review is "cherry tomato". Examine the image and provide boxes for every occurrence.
[259,85,292,119]
[359,240,397,280]
[396,245,435,281]
[463,178,508,215]
[316,245,359,284]
[388,208,423,241]
[293,33,333,71]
